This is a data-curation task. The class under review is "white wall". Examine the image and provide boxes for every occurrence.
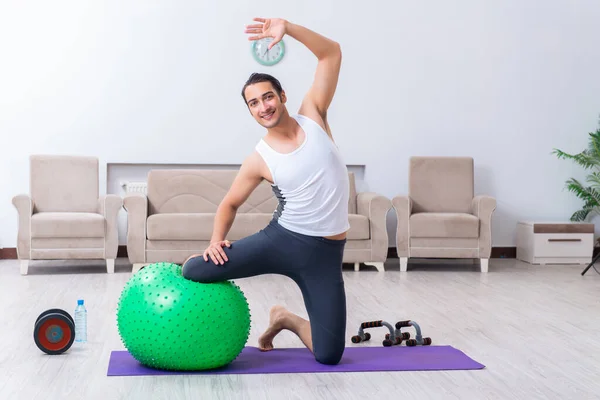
[1,0,599,249]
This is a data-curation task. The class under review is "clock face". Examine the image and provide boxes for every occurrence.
[252,38,285,66]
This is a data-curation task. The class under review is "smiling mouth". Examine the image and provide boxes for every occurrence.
[262,111,275,121]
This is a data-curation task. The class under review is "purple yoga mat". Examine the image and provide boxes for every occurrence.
[107,346,485,376]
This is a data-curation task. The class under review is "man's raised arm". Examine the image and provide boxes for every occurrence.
[286,21,342,120]
[245,18,342,129]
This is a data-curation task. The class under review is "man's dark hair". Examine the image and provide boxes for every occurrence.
[241,73,283,103]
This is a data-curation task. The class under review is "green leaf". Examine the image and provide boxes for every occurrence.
[565,178,600,205]
[587,171,600,188]
[552,149,598,169]
[587,128,600,159]
[571,209,591,222]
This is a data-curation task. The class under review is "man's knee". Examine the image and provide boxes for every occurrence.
[314,341,345,365]
[181,256,220,283]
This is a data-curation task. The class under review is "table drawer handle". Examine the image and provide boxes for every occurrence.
[547,238,582,242]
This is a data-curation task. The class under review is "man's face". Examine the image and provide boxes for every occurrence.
[244,82,286,129]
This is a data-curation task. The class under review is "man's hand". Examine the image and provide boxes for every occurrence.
[183,240,232,266]
[203,240,232,265]
[245,18,287,50]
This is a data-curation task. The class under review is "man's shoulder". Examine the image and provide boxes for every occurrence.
[241,150,271,181]
[295,110,325,129]
[295,110,333,141]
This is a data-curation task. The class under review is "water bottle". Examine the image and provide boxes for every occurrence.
[74,299,87,343]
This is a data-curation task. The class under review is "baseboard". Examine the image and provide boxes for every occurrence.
[388,247,515,259]
[1,246,519,260]
[0,248,17,259]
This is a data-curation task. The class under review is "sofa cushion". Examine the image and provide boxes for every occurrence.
[31,212,105,238]
[410,212,479,238]
[146,169,359,215]
[147,213,371,241]
[147,213,274,241]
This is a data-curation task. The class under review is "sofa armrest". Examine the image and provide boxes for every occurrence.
[98,195,123,259]
[12,194,34,259]
[471,195,496,258]
[357,192,392,262]
[391,195,412,257]
[123,193,148,263]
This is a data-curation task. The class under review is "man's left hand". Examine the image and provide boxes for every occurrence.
[245,17,287,50]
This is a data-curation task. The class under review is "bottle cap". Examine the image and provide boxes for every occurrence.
[77,299,84,305]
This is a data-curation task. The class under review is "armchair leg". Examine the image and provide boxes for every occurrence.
[400,257,408,272]
[480,258,489,273]
[364,262,384,272]
[20,260,29,275]
[354,262,360,272]
[106,259,115,274]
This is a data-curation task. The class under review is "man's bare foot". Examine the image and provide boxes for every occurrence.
[258,305,289,351]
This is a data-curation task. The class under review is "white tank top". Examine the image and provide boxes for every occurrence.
[255,114,350,237]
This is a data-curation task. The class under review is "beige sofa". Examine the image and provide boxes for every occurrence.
[124,169,392,273]
[12,155,122,274]
[392,156,496,273]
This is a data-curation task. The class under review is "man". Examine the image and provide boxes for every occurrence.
[182,17,349,365]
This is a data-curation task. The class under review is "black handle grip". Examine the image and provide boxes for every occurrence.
[361,320,383,328]
[395,320,411,329]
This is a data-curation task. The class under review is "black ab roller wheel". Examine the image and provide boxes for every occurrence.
[33,309,75,355]
[35,308,74,326]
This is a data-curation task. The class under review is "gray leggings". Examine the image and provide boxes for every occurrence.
[181,219,347,365]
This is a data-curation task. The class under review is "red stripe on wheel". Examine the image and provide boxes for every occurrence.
[37,318,72,352]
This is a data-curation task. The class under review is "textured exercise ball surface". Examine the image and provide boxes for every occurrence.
[116,262,251,370]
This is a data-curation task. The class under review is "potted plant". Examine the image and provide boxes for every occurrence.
[553,117,600,222]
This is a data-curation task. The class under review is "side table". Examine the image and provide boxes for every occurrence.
[516,221,595,265]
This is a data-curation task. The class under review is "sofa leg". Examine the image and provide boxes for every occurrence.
[106,259,115,274]
[480,258,489,273]
[132,263,148,274]
[400,257,408,272]
[364,262,384,272]
[354,262,360,272]
[20,260,29,275]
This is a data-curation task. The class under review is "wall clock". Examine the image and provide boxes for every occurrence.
[252,37,285,66]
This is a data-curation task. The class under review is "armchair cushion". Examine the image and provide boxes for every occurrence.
[410,212,479,238]
[409,157,474,214]
[31,212,105,238]
[30,155,99,213]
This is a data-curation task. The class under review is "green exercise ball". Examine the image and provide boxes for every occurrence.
[116,262,251,371]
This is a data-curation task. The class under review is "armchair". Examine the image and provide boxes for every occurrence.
[12,155,122,274]
[392,157,496,273]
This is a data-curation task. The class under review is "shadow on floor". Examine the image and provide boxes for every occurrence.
[21,258,133,275]
[343,258,490,273]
